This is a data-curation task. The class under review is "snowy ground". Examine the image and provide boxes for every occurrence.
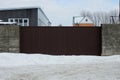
[0,53,120,80]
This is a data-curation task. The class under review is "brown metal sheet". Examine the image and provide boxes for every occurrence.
[20,26,101,55]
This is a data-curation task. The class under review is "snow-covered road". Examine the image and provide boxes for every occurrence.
[0,53,120,80]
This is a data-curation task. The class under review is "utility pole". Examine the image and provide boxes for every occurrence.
[119,0,120,23]
[72,16,81,25]
[73,16,75,25]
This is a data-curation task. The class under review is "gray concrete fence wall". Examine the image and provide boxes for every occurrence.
[0,25,20,53]
[0,24,120,55]
[102,24,120,55]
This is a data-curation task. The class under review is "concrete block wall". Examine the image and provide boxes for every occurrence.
[0,25,20,53]
[0,24,120,55]
[102,24,120,55]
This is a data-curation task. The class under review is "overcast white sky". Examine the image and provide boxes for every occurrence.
[0,0,119,26]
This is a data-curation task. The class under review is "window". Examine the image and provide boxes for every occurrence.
[24,19,28,26]
[10,19,14,22]
[24,20,27,23]
[15,19,18,23]
[8,18,29,26]
[19,19,22,23]
[86,19,88,22]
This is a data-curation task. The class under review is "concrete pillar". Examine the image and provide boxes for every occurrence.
[102,24,120,55]
[0,25,20,53]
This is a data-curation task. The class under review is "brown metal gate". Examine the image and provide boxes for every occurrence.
[20,27,101,55]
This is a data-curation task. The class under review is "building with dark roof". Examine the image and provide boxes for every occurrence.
[0,7,51,26]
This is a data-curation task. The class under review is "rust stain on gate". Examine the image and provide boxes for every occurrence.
[20,26,101,55]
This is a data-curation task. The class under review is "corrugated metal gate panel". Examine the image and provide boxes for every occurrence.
[20,27,101,55]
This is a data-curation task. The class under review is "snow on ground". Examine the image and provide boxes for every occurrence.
[0,53,120,80]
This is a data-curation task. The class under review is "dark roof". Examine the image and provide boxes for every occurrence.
[0,6,40,11]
